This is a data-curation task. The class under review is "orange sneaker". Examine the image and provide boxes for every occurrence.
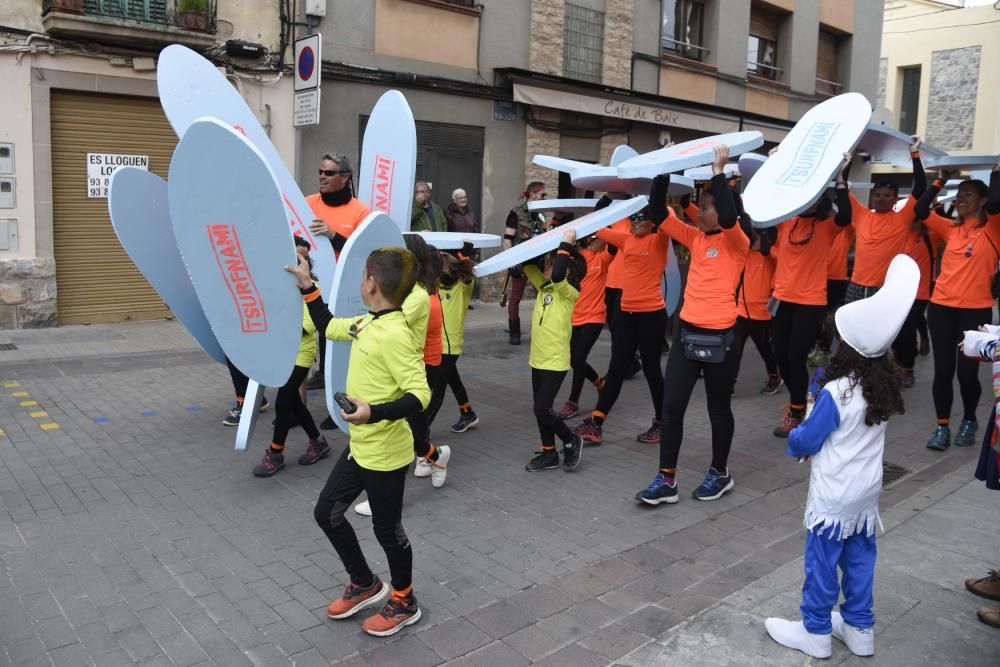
[361,594,422,637]
[326,577,388,619]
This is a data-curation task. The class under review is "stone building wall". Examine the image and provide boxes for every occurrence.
[602,0,632,89]
[0,259,56,328]
[877,57,887,109]
[530,0,566,77]
[926,46,980,151]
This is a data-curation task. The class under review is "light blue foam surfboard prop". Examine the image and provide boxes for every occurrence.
[157,45,336,297]
[683,163,741,181]
[406,231,501,250]
[856,122,946,166]
[108,168,225,365]
[533,155,653,195]
[609,144,639,166]
[925,155,999,172]
[617,131,764,179]
[234,380,264,452]
[742,93,871,228]
[473,196,647,278]
[528,198,600,213]
[324,212,404,431]
[168,118,300,388]
[737,152,767,184]
[357,91,417,233]
[664,239,682,317]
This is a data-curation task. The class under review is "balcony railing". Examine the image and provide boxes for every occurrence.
[815,76,843,97]
[42,0,217,34]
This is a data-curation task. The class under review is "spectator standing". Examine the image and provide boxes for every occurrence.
[411,181,447,232]
[444,189,479,234]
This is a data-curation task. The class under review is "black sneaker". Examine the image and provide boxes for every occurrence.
[450,411,479,433]
[562,435,583,471]
[320,416,338,430]
[298,437,330,465]
[760,375,784,395]
[526,450,560,472]
[258,397,270,412]
[222,406,241,427]
[253,449,285,477]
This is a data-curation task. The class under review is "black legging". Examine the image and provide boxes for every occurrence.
[408,363,440,459]
[817,279,849,351]
[771,302,827,407]
[272,365,320,445]
[604,287,622,332]
[425,354,469,426]
[659,322,740,471]
[927,303,992,422]
[226,357,250,401]
[568,323,603,403]
[735,316,778,378]
[595,309,667,420]
[314,448,411,591]
[892,299,929,371]
[532,368,574,446]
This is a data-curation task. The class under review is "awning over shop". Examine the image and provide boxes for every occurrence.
[512,82,788,142]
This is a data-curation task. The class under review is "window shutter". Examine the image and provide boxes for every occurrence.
[749,6,780,41]
[817,31,838,82]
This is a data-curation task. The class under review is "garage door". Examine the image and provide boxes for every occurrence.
[51,90,176,324]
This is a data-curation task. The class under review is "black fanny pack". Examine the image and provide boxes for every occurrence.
[681,328,735,364]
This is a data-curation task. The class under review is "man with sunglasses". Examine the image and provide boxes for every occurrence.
[304,153,372,402]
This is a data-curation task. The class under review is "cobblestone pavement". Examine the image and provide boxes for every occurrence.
[0,307,996,666]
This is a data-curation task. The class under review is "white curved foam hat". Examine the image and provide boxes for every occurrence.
[835,254,919,358]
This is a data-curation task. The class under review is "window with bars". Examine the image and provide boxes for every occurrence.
[748,3,781,80]
[661,0,706,61]
[83,0,169,23]
[564,3,604,84]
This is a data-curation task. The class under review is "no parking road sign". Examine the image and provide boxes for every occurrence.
[294,34,321,127]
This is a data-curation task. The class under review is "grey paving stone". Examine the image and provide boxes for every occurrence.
[47,641,93,667]
[5,636,47,667]
[506,584,575,620]
[533,642,608,667]
[465,600,534,639]
[362,635,442,667]
[75,621,119,656]
[466,640,530,667]
[415,616,491,661]
[576,621,652,661]
[271,599,323,632]
[115,625,162,663]
[35,615,79,651]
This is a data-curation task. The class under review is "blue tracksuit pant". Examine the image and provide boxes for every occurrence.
[800,524,877,634]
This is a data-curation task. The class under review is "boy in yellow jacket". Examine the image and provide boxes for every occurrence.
[287,246,429,637]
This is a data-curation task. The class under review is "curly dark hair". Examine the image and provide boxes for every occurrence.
[438,251,475,288]
[820,344,904,426]
[404,234,438,294]
[546,245,587,291]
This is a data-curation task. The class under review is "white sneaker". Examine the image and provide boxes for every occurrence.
[831,611,874,656]
[764,618,832,659]
[430,446,451,489]
[413,457,432,478]
[354,500,372,517]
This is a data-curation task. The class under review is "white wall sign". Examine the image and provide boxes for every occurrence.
[293,89,320,127]
[87,153,148,198]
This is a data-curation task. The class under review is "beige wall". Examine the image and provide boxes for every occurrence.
[373,0,479,70]
[819,0,853,33]
[0,51,294,262]
[746,87,789,120]
[880,1,1000,154]
[659,68,716,106]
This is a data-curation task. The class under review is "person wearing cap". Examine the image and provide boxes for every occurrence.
[914,164,1000,450]
[305,152,372,417]
[765,254,917,660]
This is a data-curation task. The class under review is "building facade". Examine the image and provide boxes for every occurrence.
[876,0,999,178]
[0,0,885,328]
[0,1,294,327]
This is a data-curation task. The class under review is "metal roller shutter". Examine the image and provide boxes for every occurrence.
[51,90,176,324]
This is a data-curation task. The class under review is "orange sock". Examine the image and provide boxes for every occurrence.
[270,442,285,454]
[391,585,413,602]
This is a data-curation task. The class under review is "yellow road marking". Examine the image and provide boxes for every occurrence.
[39,423,60,431]
[20,400,37,406]
[29,411,48,418]
[11,391,29,397]
[3,382,19,388]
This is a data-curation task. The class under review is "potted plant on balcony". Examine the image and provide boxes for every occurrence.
[177,0,209,31]
[47,0,85,13]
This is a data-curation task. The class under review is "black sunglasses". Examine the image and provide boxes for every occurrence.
[319,169,350,177]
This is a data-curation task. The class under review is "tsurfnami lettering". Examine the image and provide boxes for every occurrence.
[207,224,268,333]
[369,155,396,215]
[777,121,840,187]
